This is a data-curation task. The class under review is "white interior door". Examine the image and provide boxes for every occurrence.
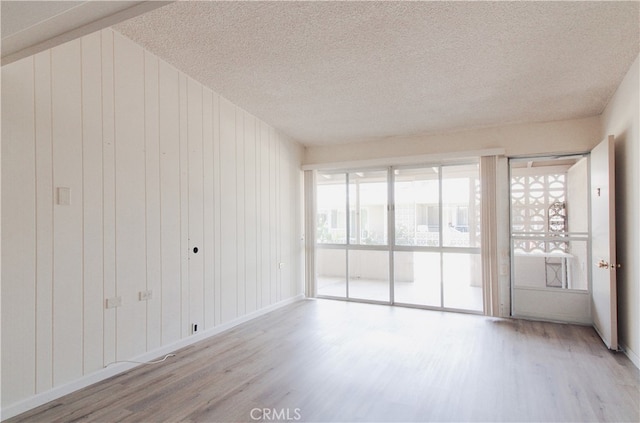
[590,135,618,350]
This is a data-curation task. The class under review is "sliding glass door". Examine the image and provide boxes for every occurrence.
[348,170,389,302]
[393,167,442,306]
[316,169,390,303]
[314,162,482,313]
[393,164,482,311]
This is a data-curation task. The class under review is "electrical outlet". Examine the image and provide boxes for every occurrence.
[106,296,122,309]
[279,262,285,269]
[192,323,199,334]
[139,290,153,301]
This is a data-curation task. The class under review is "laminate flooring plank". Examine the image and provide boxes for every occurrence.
[7,299,639,423]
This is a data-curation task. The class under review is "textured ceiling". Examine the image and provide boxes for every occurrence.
[115,1,639,146]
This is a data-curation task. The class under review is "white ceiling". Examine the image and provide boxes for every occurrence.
[113,1,639,147]
[4,2,639,147]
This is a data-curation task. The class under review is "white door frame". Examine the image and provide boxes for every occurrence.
[509,153,592,324]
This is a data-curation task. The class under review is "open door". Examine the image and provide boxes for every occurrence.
[509,154,591,324]
[590,135,618,350]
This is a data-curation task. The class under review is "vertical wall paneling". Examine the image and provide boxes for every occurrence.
[292,142,300,297]
[244,114,258,313]
[51,39,84,385]
[289,140,296,297]
[283,136,291,297]
[255,120,263,310]
[295,145,303,297]
[187,78,205,331]
[213,93,222,326]
[280,138,292,299]
[276,132,283,301]
[1,29,304,413]
[287,143,295,298]
[101,29,117,366]
[219,97,237,322]
[236,110,246,316]
[179,74,189,336]
[81,32,104,374]
[1,57,37,406]
[203,89,215,329]
[34,50,54,393]
[275,133,281,301]
[158,60,181,344]
[270,128,278,304]
[144,51,162,351]
[290,142,298,297]
[260,121,271,307]
[113,34,146,360]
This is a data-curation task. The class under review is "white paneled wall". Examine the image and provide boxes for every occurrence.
[1,29,303,410]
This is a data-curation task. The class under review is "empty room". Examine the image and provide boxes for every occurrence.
[1,1,639,422]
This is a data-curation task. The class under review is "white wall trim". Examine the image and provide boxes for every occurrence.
[1,2,172,65]
[0,294,305,421]
[301,148,505,171]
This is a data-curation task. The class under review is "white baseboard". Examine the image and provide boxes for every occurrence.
[512,312,592,326]
[0,294,305,421]
[620,342,640,369]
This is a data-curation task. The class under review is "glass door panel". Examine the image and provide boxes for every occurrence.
[316,248,346,298]
[442,164,480,248]
[349,170,389,245]
[348,249,390,302]
[316,170,390,302]
[394,251,441,306]
[442,252,483,311]
[316,172,347,245]
[393,164,482,312]
[394,167,440,247]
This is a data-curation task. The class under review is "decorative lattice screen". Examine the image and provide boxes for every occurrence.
[511,173,567,253]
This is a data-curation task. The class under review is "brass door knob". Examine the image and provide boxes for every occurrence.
[597,260,622,269]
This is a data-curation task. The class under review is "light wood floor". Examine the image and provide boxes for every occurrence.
[9,299,640,422]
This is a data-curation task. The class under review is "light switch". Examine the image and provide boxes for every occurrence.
[57,187,71,205]
[106,296,122,309]
[139,290,153,301]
